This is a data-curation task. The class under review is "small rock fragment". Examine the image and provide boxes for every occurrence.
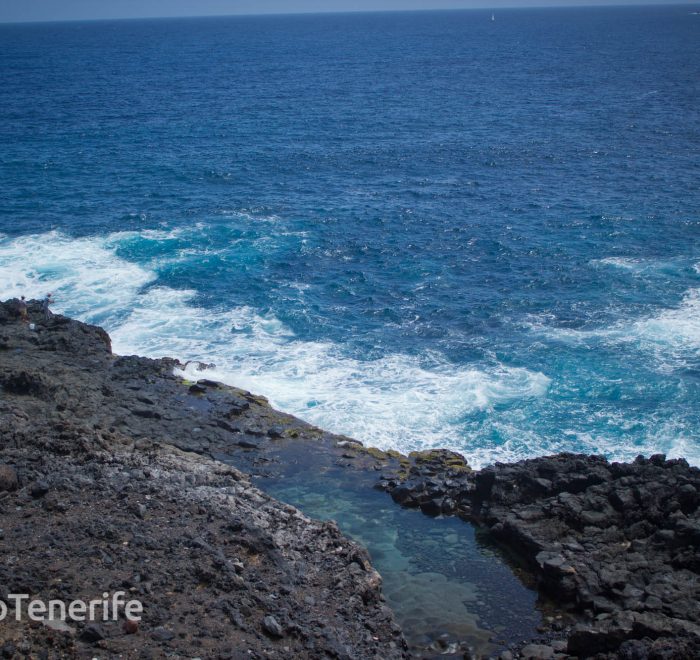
[0,465,18,492]
[30,480,49,498]
[80,624,105,643]
[151,626,174,641]
[262,615,284,638]
[123,619,139,634]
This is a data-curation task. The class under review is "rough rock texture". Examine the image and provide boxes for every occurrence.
[379,451,700,659]
[0,300,376,476]
[0,300,407,658]
[4,299,699,659]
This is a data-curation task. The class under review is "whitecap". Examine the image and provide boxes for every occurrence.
[591,255,690,277]
[526,284,700,368]
[593,256,647,272]
[633,288,700,353]
[0,229,551,467]
[0,230,155,326]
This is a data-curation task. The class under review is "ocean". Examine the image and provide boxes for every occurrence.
[1,5,699,468]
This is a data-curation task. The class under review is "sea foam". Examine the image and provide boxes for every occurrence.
[0,230,551,467]
[3,232,697,469]
[528,256,700,370]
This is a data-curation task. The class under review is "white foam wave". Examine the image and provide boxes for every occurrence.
[177,352,551,458]
[527,257,700,370]
[527,286,700,365]
[559,417,700,469]
[0,231,155,326]
[592,255,694,278]
[593,256,649,272]
[0,230,550,468]
[633,288,700,353]
[5,232,695,469]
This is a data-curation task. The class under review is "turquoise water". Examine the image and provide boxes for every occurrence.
[1,6,699,467]
[258,464,542,655]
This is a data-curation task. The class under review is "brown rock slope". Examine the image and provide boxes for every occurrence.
[0,300,406,659]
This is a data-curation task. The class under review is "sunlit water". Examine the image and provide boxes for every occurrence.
[1,6,699,468]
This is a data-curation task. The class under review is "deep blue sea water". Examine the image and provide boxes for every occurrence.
[1,6,699,467]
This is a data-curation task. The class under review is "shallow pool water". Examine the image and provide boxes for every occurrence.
[255,459,543,657]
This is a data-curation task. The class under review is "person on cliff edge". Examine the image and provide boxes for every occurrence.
[18,296,28,323]
[42,292,54,320]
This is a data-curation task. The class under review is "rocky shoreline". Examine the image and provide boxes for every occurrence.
[1,299,698,659]
[377,451,700,658]
[0,301,406,659]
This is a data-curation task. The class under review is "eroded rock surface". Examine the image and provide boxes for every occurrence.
[0,300,406,658]
[379,450,700,658]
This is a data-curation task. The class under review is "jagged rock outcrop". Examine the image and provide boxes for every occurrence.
[379,451,700,659]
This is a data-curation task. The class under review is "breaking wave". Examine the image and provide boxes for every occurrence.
[0,229,551,466]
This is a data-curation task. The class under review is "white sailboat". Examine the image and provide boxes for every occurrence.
[491,13,495,22]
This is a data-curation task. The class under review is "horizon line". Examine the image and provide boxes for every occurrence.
[0,2,694,27]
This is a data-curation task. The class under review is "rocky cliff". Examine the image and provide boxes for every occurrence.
[0,300,406,659]
[1,299,698,660]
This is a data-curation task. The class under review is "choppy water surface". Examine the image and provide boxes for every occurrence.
[1,6,699,467]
